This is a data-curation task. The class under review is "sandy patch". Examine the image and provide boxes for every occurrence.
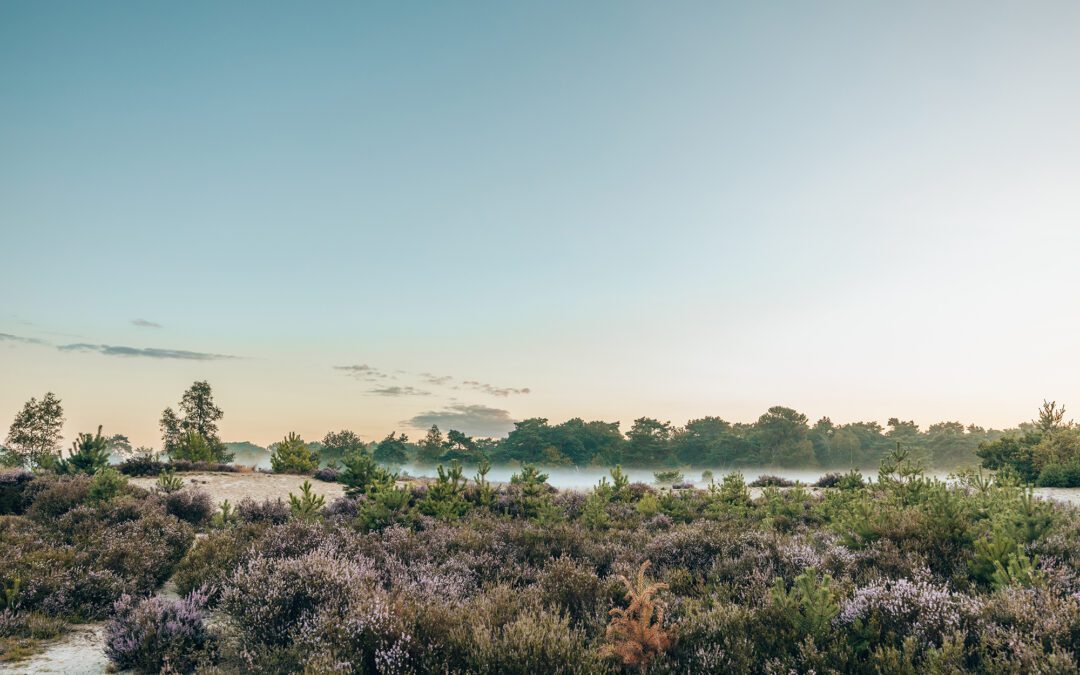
[2,624,109,675]
[130,471,346,505]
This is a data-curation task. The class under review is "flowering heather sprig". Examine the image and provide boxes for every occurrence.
[105,589,212,672]
[220,547,380,646]
[0,469,33,486]
[837,577,977,646]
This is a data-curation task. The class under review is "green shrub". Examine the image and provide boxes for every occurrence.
[57,426,110,476]
[418,461,468,520]
[170,431,228,463]
[88,468,128,503]
[654,469,685,486]
[156,470,184,494]
[340,448,395,496]
[1036,461,1080,487]
[270,433,319,474]
[287,481,325,522]
[768,567,839,641]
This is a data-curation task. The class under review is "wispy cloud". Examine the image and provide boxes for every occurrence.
[0,332,49,346]
[419,372,453,386]
[462,380,531,397]
[334,364,389,381]
[131,318,162,328]
[369,386,432,397]
[58,343,239,360]
[404,404,517,437]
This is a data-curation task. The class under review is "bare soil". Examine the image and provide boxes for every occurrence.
[130,471,346,505]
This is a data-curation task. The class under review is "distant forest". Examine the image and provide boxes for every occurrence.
[233,406,1013,470]
[5,383,1058,472]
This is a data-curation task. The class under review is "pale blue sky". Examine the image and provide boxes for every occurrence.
[2,1,1079,446]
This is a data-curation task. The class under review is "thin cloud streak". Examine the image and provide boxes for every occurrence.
[369,386,432,397]
[0,332,49,345]
[334,364,389,381]
[131,318,163,328]
[58,343,239,360]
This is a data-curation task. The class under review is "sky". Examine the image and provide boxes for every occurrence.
[2,1,1080,448]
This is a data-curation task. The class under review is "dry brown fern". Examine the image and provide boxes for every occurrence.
[599,560,672,671]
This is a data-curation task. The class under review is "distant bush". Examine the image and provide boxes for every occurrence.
[749,474,796,488]
[654,469,685,485]
[118,454,166,477]
[814,470,865,489]
[312,466,340,482]
[813,472,844,488]
[1037,462,1080,488]
[170,460,238,473]
[105,590,213,673]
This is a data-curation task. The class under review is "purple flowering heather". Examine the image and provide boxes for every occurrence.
[837,577,978,646]
[105,589,212,673]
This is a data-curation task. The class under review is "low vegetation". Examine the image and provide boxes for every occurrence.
[4,389,1080,672]
[2,442,1077,672]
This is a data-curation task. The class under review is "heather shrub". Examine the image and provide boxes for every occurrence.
[665,599,760,672]
[813,472,844,488]
[25,474,91,522]
[0,609,65,662]
[236,496,290,525]
[0,469,33,515]
[479,607,605,674]
[627,481,654,501]
[117,453,166,477]
[105,590,213,673]
[750,474,796,488]
[838,577,977,653]
[169,460,239,473]
[536,556,604,627]
[219,548,379,646]
[2,500,194,620]
[313,466,340,482]
[174,524,264,600]
[163,489,214,525]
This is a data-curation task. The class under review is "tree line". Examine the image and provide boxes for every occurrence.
[3,382,1033,470]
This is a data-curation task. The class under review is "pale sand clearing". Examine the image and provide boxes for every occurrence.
[1,624,109,675]
[130,471,347,505]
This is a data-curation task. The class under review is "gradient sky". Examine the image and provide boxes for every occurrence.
[2,1,1079,448]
